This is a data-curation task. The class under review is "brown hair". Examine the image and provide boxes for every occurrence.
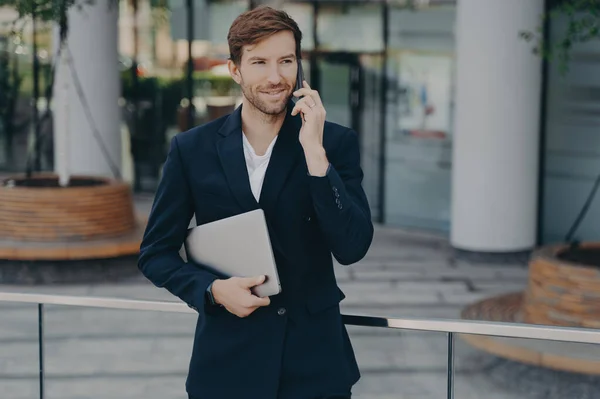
[227,6,303,65]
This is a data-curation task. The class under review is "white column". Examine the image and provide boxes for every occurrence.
[53,0,121,180]
[450,0,544,252]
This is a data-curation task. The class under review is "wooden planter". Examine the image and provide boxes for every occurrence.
[460,243,600,376]
[522,243,600,329]
[0,174,136,242]
[206,96,236,121]
[0,174,146,283]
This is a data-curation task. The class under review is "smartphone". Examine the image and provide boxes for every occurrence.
[292,59,305,104]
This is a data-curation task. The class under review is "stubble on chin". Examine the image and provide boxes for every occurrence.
[241,83,291,117]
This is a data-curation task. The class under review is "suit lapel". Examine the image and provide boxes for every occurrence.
[216,105,259,213]
[216,101,303,214]
[259,104,303,213]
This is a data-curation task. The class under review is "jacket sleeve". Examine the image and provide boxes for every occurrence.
[309,128,374,265]
[138,135,218,313]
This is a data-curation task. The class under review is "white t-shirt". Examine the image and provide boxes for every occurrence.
[242,132,278,202]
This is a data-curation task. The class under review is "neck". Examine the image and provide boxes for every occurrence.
[241,98,287,144]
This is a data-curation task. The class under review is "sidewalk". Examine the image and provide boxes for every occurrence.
[0,195,597,399]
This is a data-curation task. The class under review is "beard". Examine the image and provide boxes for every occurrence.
[239,78,292,117]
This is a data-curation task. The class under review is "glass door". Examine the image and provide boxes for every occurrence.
[383,49,455,232]
[315,53,383,222]
[316,54,360,130]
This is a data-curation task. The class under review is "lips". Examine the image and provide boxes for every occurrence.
[259,86,288,98]
[262,90,285,96]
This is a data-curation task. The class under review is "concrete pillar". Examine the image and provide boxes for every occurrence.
[54,0,121,181]
[450,0,544,252]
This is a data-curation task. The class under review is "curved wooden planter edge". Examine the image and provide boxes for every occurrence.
[524,242,600,328]
[0,173,138,244]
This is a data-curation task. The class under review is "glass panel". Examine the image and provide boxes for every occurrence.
[317,4,383,53]
[541,10,600,243]
[208,1,251,48]
[166,0,249,46]
[122,0,248,192]
[0,303,40,398]
[168,0,210,42]
[318,58,351,127]
[314,53,385,221]
[121,0,189,192]
[347,327,449,399]
[388,6,456,52]
[456,334,600,399]
[384,5,456,231]
[359,54,384,222]
[337,254,461,399]
[0,10,49,173]
[42,305,196,399]
[280,2,314,51]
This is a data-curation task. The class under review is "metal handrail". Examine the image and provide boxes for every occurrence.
[1,291,599,399]
[1,292,599,344]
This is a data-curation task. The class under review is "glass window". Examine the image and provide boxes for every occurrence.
[389,6,456,52]
[317,4,383,53]
[120,0,248,191]
[383,5,456,231]
[209,1,252,49]
[280,2,314,51]
[0,9,53,173]
[169,0,210,41]
[541,10,600,243]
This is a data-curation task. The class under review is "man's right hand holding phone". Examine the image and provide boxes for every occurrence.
[211,275,271,318]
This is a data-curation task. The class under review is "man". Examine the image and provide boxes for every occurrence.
[138,6,373,399]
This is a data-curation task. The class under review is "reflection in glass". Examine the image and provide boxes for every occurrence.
[318,58,352,127]
[457,334,600,399]
[317,5,383,53]
[119,0,248,192]
[280,2,314,51]
[383,5,456,231]
[541,10,600,243]
[0,15,53,173]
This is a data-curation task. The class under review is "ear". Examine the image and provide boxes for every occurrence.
[227,60,241,84]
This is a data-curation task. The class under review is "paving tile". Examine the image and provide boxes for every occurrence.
[0,381,39,399]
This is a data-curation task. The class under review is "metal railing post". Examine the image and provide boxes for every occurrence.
[38,303,45,399]
[447,332,455,399]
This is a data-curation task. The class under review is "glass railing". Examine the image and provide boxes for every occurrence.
[1,292,599,399]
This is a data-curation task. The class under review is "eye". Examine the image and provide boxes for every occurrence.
[252,60,265,65]
[281,59,293,64]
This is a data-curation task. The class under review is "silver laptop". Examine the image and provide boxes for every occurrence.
[184,209,281,298]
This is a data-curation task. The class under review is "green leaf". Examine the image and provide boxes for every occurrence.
[520,0,600,75]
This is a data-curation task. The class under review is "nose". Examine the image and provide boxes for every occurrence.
[266,64,282,85]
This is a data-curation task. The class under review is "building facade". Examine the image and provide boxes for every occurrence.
[1,0,599,251]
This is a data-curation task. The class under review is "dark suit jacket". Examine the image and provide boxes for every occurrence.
[138,101,374,399]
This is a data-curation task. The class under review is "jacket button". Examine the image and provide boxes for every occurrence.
[277,307,287,316]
